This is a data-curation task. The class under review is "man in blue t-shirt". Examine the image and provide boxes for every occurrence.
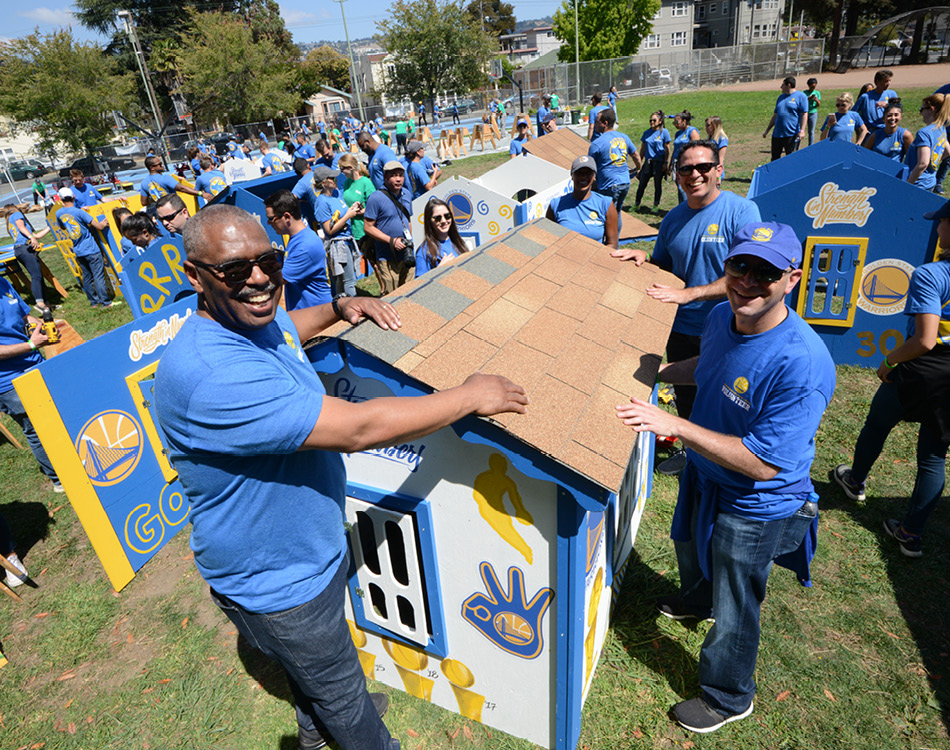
[363,161,415,294]
[587,92,609,142]
[139,156,200,207]
[404,141,440,199]
[258,141,287,176]
[194,157,228,204]
[291,158,320,230]
[510,119,531,157]
[153,205,527,750]
[589,108,642,232]
[294,133,316,164]
[69,169,104,208]
[613,140,761,422]
[56,188,116,308]
[536,96,551,137]
[357,132,397,190]
[617,222,835,735]
[763,76,808,160]
[855,69,898,135]
[264,190,331,310]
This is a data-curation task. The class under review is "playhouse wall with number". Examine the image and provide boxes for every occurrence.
[749,139,945,366]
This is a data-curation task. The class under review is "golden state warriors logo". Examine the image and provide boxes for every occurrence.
[60,214,82,241]
[210,177,226,195]
[283,330,304,361]
[75,410,143,486]
[707,223,719,235]
[589,210,599,220]
[733,376,749,394]
[752,227,773,242]
[446,192,474,228]
[857,258,914,316]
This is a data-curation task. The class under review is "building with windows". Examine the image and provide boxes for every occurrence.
[693,0,785,48]
[499,26,563,66]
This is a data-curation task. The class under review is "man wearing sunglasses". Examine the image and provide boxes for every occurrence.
[154,193,191,237]
[154,204,528,750]
[618,222,835,734]
[612,141,760,430]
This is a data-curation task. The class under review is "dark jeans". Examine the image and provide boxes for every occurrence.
[452,113,460,125]
[635,158,664,207]
[210,559,398,750]
[851,381,949,535]
[596,183,629,236]
[770,135,799,161]
[666,330,702,418]
[395,133,407,155]
[0,387,58,483]
[13,244,45,306]
[75,252,108,306]
[807,112,818,146]
[676,487,815,715]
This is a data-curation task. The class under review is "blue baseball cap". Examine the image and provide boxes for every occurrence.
[726,222,803,270]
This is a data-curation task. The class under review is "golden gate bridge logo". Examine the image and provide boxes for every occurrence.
[857,258,914,316]
[74,410,144,486]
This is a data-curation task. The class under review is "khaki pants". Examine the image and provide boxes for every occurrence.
[376,259,415,296]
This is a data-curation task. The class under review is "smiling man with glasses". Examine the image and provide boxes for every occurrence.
[617,222,835,734]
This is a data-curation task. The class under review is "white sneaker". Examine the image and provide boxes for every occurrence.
[4,553,28,588]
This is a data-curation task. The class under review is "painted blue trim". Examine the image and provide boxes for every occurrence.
[514,203,527,225]
[305,337,346,372]
[555,486,586,750]
[344,482,449,659]
[604,493,617,589]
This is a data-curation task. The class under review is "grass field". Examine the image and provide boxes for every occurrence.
[0,84,948,750]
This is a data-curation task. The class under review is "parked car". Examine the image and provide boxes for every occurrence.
[454,98,478,114]
[210,132,238,156]
[4,159,49,180]
[59,154,137,179]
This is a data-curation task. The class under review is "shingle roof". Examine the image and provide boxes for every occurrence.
[320,219,681,491]
[522,127,588,172]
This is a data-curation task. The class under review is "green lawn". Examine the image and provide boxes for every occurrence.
[0,85,947,749]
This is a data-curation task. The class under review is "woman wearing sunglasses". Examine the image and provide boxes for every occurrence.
[416,198,468,276]
[634,110,670,213]
[907,93,950,191]
[863,101,912,161]
[819,92,867,144]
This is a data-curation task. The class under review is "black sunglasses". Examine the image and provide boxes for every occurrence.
[191,249,285,284]
[724,256,789,284]
[157,206,185,225]
[676,162,718,176]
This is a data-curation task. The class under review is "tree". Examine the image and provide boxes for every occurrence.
[0,29,134,156]
[376,0,495,108]
[466,0,516,37]
[552,0,660,62]
[177,11,300,126]
[299,46,352,99]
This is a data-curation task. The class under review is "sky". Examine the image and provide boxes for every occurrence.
[0,0,562,46]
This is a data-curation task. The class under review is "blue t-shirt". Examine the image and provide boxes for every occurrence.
[72,183,103,209]
[714,135,729,151]
[57,206,99,257]
[368,143,397,190]
[651,190,762,336]
[296,143,316,162]
[7,211,31,246]
[0,278,42,393]
[415,237,459,276]
[316,193,353,239]
[671,126,699,163]
[588,131,637,190]
[191,157,202,177]
[906,123,948,190]
[588,105,609,141]
[536,105,550,136]
[821,110,865,143]
[904,260,950,344]
[641,127,671,160]
[292,173,320,229]
[154,308,345,613]
[548,192,613,242]
[195,170,228,199]
[227,141,246,160]
[406,160,430,199]
[869,126,909,161]
[510,136,528,156]
[261,153,287,174]
[608,91,617,109]
[855,89,899,131]
[140,172,180,202]
[283,227,331,310]
[689,302,835,517]
[364,186,412,262]
[773,90,809,138]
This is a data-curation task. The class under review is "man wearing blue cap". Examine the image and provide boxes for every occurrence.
[509,118,531,157]
[617,222,836,734]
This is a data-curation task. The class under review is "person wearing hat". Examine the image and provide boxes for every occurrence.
[404,140,440,200]
[56,187,118,308]
[833,201,950,557]
[510,118,531,158]
[314,165,363,298]
[545,155,618,248]
[540,111,558,134]
[363,160,415,294]
[618,221,835,734]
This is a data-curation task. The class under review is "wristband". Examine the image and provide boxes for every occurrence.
[883,355,897,369]
[332,297,345,320]
[28,340,36,351]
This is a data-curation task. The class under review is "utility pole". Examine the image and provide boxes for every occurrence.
[117,10,170,162]
[334,0,367,124]
[574,0,581,106]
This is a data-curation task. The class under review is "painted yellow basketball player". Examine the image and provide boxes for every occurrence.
[472,453,535,564]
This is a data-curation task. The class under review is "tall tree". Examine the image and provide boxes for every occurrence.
[376,0,495,108]
[299,46,352,98]
[0,29,134,156]
[466,0,516,37]
[552,0,660,62]
[177,10,300,126]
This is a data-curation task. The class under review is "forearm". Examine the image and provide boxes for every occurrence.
[363,220,391,244]
[683,276,727,303]
[658,356,698,384]
[0,341,37,361]
[676,420,778,481]
[288,302,343,341]
[887,336,934,365]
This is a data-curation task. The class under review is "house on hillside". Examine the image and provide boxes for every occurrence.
[304,85,353,124]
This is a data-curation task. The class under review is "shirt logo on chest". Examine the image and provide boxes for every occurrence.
[721,376,751,411]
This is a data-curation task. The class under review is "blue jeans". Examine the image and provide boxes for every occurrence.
[807,112,818,146]
[675,490,814,715]
[13,244,45,306]
[75,252,108,306]
[0,387,58,482]
[210,559,397,749]
[596,184,628,236]
[851,381,948,535]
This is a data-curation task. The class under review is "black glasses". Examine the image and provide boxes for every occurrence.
[676,162,718,176]
[191,249,285,284]
[724,256,789,284]
[157,206,185,225]
[432,213,452,223]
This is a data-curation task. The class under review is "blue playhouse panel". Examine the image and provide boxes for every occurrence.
[117,236,196,318]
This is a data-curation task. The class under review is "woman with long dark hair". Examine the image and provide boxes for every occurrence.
[864,101,913,161]
[416,198,468,276]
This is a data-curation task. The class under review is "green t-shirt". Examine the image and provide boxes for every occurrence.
[551,94,560,109]
[807,89,821,114]
[395,121,407,135]
[342,176,376,240]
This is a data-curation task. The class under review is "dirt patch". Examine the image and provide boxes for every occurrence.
[716,62,950,93]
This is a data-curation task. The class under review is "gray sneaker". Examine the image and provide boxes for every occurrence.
[831,464,866,501]
[671,696,754,733]
[657,450,687,476]
[883,518,922,558]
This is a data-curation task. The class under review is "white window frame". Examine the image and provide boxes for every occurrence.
[654,6,662,18]
[671,1,688,17]
[671,30,688,46]
[710,3,717,14]
[643,33,662,50]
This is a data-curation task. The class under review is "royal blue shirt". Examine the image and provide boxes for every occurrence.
[855,89,898,131]
[195,170,228,199]
[368,143,397,190]
[0,278,41,393]
[821,110,865,143]
[295,143,316,162]
[415,237,459,276]
[154,308,346,613]
[227,141,246,160]
[71,183,103,209]
[510,136,528,156]
[316,193,353,239]
[536,105,550,136]
[548,192,613,242]
[261,153,287,174]
[57,206,100,257]
[672,126,699,163]
[904,260,950,344]
[364,186,412,262]
[773,90,809,138]
[588,105,609,141]
[7,211,31,246]
[906,123,948,190]
[641,127,671,160]
[869,126,909,161]
[406,160,430,199]
[283,228,331,310]
[140,173,180,202]
[651,191,761,336]
[589,131,636,190]
[292,173,320,229]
